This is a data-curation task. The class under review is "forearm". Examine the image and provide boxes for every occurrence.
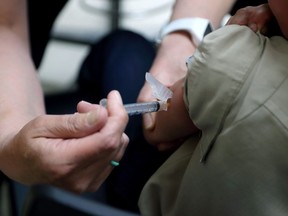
[0,0,44,128]
[0,28,44,143]
[150,0,236,86]
[0,1,45,156]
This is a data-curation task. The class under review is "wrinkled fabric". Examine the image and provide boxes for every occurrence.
[139,25,288,216]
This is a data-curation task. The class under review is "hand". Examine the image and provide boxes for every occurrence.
[227,4,274,35]
[0,90,129,193]
[137,32,195,130]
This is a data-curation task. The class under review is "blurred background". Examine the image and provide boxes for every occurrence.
[39,0,174,95]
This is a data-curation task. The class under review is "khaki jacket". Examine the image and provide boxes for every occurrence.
[139,25,288,216]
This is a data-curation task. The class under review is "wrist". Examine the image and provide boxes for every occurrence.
[160,31,196,63]
[161,30,193,47]
[156,32,195,77]
[155,17,213,47]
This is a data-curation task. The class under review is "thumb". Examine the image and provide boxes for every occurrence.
[36,106,108,138]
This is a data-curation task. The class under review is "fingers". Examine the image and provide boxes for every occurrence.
[54,132,129,193]
[227,9,249,26]
[71,90,128,192]
[227,4,273,34]
[68,90,128,161]
[35,91,127,139]
[102,90,128,135]
[56,131,129,193]
[106,90,126,117]
[77,100,99,113]
[88,133,129,192]
[32,107,108,139]
[15,91,129,192]
[116,133,129,160]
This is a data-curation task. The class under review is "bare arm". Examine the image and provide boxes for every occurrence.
[141,0,236,90]
[0,0,45,143]
[138,0,236,149]
[143,78,199,151]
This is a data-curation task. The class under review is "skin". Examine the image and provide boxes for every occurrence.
[143,78,199,151]
[137,0,236,130]
[0,0,129,193]
[2,0,284,191]
[137,0,236,150]
[227,2,288,39]
[227,4,274,35]
[143,2,287,151]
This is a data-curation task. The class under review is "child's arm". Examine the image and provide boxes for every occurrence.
[143,77,199,151]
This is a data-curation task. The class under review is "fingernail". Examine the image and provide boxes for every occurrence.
[111,90,123,105]
[87,108,101,125]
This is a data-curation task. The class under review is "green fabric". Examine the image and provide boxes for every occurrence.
[139,25,288,216]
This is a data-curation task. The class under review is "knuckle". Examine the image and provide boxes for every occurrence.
[27,115,45,132]
[62,114,86,135]
[118,110,129,124]
[66,114,81,132]
[102,136,119,151]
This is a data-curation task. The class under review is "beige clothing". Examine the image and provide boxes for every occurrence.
[139,25,288,216]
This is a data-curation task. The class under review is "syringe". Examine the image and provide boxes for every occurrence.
[99,99,168,116]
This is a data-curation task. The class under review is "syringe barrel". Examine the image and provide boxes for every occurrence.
[124,101,160,116]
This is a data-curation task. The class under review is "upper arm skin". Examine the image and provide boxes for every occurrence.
[0,0,29,45]
[144,78,199,145]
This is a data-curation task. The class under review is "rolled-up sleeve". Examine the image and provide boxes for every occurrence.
[184,25,264,161]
